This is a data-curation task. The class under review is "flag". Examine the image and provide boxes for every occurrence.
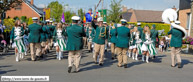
[83,16,86,23]
[61,13,65,23]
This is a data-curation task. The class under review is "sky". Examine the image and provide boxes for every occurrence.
[34,0,179,12]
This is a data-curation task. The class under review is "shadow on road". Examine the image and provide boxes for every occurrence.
[79,51,117,72]
[181,59,193,68]
[0,65,16,75]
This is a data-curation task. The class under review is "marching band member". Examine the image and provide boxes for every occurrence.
[28,17,42,61]
[40,21,48,58]
[103,22,109,52]
[86,23,94,52]
[115,19,130,68]
[10,20,26,62]
[91,17,108,66]
[150,24,158,58]
[168,21,182,68]
[53,23,66,60]
[141,25,157,63]
[110,24,117,60]
[67,16,86,73]
[48,20,55,51]
[127,24,132,58]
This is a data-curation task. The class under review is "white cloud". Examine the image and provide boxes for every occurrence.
[38,4,46,8]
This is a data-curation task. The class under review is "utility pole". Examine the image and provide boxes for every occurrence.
[189,0,193,52]
[191,0,193,37]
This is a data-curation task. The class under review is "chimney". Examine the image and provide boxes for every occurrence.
[31,0,33,5]
[122,6,127,12]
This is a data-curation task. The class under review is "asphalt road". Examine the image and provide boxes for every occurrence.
[0,49,193,82]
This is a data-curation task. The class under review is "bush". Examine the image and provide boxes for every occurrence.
[13,16,20,20]
[127,22,171,36]
[3,18,15,32]
[21,16,27,23]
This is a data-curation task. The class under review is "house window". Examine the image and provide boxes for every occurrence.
[15,3,21,10]
[186,13,191,29]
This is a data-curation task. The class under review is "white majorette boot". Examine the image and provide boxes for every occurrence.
[58,51,63,60]
[21,53,24,59]
[132,53,135,60]
[56,52,59,59]
[135,53,138,60]
[127,52,131,58]
[146,56,149,63]
[16,53,19,62]
[142,55,145,62]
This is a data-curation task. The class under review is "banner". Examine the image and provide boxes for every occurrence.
[45,8,50,20]
[98,9,107,22]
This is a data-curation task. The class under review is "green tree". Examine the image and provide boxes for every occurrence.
[3,18,14,32]
[47,1,63,22]
[0,0,22,14]
[107,0,122,23]
[64,11,74,23]
[78,8,84,20]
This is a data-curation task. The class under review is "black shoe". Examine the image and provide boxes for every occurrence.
[178,63,182,68]
[124,64,127,68]
[112,57,115,60]
[40,55,44,59]
[95,62,98,64]
[99,63,103,66]
[47,50,50,53]
[68,67,72,73]
[153,56,156,59]
[35,56,40,61]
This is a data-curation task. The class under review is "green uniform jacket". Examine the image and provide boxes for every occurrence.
[53,28,66,42]
[47,25,55,37]
[110,28,117,43]
[150,29,158,45]
[138,27,144,39]
[28,23,42,43]
[10,27,24,42]
[45,25,51,39]
[168,28,183,47]
[66,24,86,51]
[115,26,130,48]
[40,26,48,42]
[91,21,108,44]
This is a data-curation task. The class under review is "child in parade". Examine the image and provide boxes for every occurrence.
[127,24,133,58]
[141,26,157,63]
[130,26,142,60]
[10,20,26,62]
[53,23,66,60]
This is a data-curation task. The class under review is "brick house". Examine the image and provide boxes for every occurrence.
[6,0,43,19]
[179,0,191,29]
[122,7,163,23]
